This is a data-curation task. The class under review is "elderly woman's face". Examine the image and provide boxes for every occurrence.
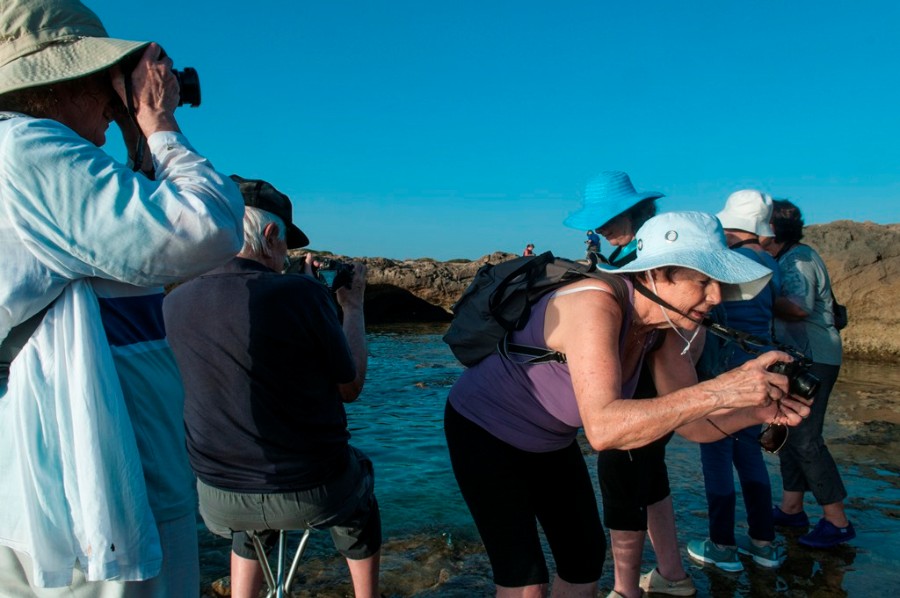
[55,73,118,146]
[649,268,722,330]
[597,213,634,247]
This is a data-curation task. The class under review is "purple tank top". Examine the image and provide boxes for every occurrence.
[448,278,650,452]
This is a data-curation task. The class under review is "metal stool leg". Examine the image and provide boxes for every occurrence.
[284,529,311,592]
[249,529,312,598]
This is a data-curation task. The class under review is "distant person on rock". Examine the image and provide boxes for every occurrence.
[585,230,601,263]
[163,176,381,598]
[524,243,536,256]
[762,199,855,549]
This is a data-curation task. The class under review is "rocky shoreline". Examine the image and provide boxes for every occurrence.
[291,220,900,362]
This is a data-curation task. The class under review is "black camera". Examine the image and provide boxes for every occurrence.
[315,259,354,291]
[173,67,201,107]
[766,360,820,400]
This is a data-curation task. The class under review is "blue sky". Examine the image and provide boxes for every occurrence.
[92,1,900,261]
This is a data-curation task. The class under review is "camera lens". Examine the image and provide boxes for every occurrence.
[173,67,201,107]
[790,370,820,400]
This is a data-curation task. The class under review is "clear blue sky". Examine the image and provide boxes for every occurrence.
[91,0,899,261]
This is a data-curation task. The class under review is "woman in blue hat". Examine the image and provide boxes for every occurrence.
[565,171,662,268]
[565,172,694,597]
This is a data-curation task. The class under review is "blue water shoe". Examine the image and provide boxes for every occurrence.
[799,518,856,548]
[772,506,809,528]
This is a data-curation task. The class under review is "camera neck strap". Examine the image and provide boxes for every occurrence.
[122,76,146,173]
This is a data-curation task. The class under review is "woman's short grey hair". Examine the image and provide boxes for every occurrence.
[241,206,286,257]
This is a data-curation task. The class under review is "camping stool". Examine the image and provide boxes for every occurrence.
[249,528,312,598]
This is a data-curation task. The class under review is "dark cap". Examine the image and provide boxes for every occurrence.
[230,175,309,248]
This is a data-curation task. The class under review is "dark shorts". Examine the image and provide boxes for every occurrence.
[197,446,381,560]
[596,362,672,531]
[444,402,605,588]
[597,434,672,531]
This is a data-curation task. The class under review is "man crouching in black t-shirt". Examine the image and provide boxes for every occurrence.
[163,175,380,598]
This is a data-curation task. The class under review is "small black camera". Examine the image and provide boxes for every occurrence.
[172,67,201,107]
[767,360,820,400]
[315,259,354,292]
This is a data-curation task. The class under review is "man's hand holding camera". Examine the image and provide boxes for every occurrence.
[111,43,181,138]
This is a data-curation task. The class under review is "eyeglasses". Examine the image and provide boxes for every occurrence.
[758,422,789,454]
[706,419,789,455]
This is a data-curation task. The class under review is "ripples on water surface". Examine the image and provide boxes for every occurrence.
[199,325,900,596]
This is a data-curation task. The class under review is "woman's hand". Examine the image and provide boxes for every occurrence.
[709,350,796,410]
[713,349,814,426]
[110,43,180,137]
[758,393,812,427]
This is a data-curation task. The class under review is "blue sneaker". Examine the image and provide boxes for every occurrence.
[799,519,856,548]
[772,506,809,528]
[687,539,743,572]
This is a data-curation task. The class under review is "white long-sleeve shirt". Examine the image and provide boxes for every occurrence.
[0,113,244,587]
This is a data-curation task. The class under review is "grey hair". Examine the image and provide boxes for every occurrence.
[240,206,286,258]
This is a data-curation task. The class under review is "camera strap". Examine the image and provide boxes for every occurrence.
[631,279,784,356]
[122,75,146,173]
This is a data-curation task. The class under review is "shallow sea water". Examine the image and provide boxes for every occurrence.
[199,324,900,596]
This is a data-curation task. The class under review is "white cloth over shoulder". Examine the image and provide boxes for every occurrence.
[0,279,161,587]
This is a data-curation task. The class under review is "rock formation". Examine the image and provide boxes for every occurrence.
[291,221,899,361]
[801,221,900,361]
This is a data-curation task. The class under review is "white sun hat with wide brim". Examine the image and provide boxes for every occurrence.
[0,0,149,96]
[601,211,773,301]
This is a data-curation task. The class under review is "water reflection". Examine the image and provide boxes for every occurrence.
[198,327,900,597]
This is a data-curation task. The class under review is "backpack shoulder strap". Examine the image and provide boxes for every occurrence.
[500,260,631,364]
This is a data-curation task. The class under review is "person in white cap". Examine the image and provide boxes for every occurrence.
[445,211,812,598]
[0,0,244,594]
[687,190,785,574]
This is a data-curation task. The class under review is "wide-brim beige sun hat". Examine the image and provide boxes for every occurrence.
[601,211,773,302]
[0,0,149,96]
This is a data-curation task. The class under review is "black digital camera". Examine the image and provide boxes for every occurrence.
[121,51,201,108]
[701,318,821,400]
[315,258,354,291]
[766,360,820,400]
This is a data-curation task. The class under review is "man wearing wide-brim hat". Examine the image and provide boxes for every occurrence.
[0,0,244,594]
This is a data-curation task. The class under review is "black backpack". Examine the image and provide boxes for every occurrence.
[442,251,629,366]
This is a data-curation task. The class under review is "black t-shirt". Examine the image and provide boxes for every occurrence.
[163,257,356,492]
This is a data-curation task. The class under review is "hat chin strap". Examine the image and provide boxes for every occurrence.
[636,278,701,356]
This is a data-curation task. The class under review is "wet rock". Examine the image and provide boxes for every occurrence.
[803,221,900,362]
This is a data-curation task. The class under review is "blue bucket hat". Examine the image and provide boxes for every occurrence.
[564,171,664,231]
[602,211,773,301]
